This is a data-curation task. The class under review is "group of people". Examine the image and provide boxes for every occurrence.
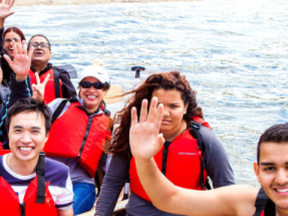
[0,0,111,215]
[0,1,286,216]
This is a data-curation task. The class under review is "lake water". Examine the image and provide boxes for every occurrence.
[10,0,288,186]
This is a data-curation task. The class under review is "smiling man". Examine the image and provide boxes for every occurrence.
[27,35,76,104]
[130,97,288,216]
[0,98,73,216]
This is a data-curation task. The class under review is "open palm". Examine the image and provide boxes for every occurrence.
[0,0,15,20]
[130,97,165,159]
[4,41,33,80]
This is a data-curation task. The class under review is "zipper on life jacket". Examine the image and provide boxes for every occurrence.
[78,117,93,162]
[161,141,171,175]
[20,203,25,216]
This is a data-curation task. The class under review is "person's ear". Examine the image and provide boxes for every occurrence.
[254,162,261,184]
[44,132,49,143]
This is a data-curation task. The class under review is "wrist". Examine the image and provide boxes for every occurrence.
[15,75,27,82]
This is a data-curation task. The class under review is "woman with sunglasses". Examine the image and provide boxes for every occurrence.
[96,71,235,216]
[43,64,112,215]
[0,0,25,84]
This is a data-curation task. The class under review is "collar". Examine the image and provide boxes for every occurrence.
[30,63,53,76]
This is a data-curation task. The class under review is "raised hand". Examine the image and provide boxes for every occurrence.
[0,0,15,26]
[130,97,165,160]
[32,73,50,102]
[3,40,34,81]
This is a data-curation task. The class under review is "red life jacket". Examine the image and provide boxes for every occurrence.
[44,101,111,177]
[0,144,10,156]
[130,125,208,202]
[0,153,57,216]
[29,68,63,104]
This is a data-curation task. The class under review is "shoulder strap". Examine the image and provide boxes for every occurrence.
[35,152,46,204]
[189,120,212,190]
[51,99,71,123]
[53,68,61,99]
[253,187,275,216]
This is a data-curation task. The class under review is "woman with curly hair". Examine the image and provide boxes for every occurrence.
[96,71,235,215]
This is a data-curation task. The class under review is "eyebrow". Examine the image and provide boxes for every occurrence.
[13,125,41,130]
[260,162,288,166]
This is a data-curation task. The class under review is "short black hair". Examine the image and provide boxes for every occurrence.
[27,34,51,51]
[5,98,52,135]
[257,123,288,164]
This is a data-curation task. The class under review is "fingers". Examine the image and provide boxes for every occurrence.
[42,73,50,86]
[139,99,148,123]
[21,40,27,55]
[35,72,40,84]
[147,97,158,123]
[27,46,34,60]
[8,0,15,9]
[131,107,138,127]
[154,103,164,130]
[15,39,22,55]
[157,133,165,146]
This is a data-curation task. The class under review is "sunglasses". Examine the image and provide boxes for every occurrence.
[79,82,105,89]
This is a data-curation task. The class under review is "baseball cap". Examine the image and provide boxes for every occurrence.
[79,65,110,84]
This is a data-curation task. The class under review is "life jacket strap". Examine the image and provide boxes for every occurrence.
[53,68,61,99]
[36,152,46,204]
[253,187,275,216]
[189,120,213,190]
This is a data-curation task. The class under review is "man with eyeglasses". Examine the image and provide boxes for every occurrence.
[27,34,76,104]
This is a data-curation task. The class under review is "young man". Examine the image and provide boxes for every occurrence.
[0,98,73,216]
[129,97,288,216]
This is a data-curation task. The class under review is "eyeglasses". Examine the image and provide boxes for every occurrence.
[5,38,20,43]
[79,82,105,89]
[29,42,50,49]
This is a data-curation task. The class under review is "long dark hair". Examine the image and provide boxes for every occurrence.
[109,71,203,160]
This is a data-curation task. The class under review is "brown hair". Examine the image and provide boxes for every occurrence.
[110,71,203,160]
[4,26,26,41]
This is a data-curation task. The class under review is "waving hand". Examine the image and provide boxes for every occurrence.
[130,97,165,160]
[0,0,15,26]
[4,40,34,81]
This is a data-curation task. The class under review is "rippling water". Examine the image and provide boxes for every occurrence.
[10,0,288,186]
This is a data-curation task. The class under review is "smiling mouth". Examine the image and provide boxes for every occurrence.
[87,95,98,99]
[18,147,34,152]
[276,188,288,193]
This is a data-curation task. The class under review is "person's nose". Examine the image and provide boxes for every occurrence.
[21,132,32,143]
[163,107,170,117]
[275,168,288,185]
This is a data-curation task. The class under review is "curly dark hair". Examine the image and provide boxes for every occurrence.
[109,71,203,160]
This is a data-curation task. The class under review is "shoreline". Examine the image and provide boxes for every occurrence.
[14,0,200,6]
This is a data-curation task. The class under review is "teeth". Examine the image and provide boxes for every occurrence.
[87,95,97,98]
[19,147,32,151]
[276,188,288,193]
